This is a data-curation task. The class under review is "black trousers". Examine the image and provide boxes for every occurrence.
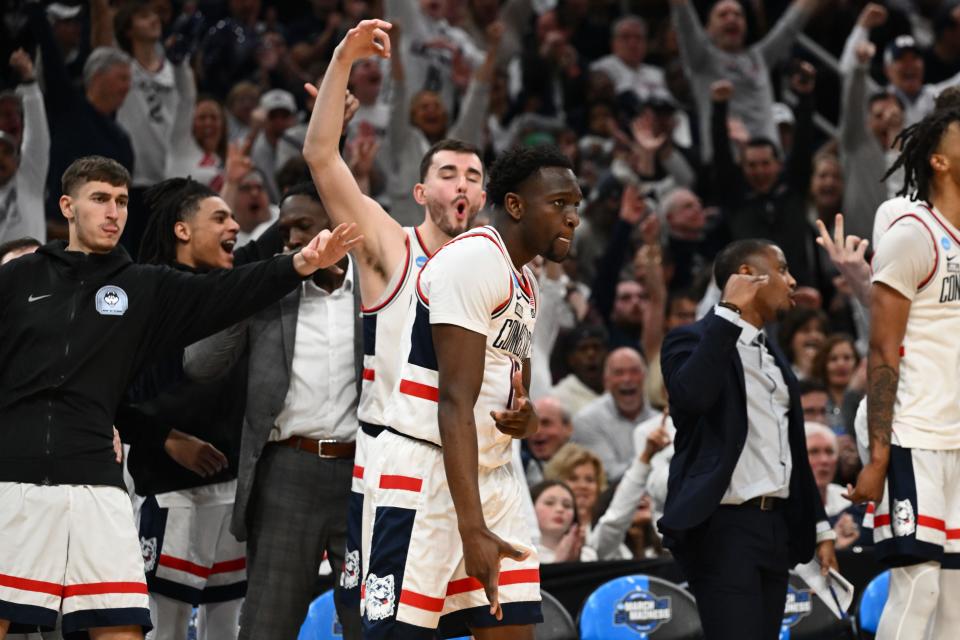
[675,506,791,640]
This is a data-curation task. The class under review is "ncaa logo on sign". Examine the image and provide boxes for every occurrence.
[781,584,812,628]
[95,285,128,316]
[613,588,672,633]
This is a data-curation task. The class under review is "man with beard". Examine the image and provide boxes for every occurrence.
[183,182,364,640]
[302,19,487,625]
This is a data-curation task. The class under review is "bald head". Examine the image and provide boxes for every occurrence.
[662,188,706,239]
[604,348,647,419]
[530,396,573,462]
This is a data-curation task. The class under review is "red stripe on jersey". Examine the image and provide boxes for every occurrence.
[866,502,876,514]
[874,514,890,527]
[414,227,434,258]
[947,529,960,540]
[210,558,246,575]
[362,368,375,381]
[446,568,540,597]
[399,379,439,402]
[888,214,939,289]
[353,465,365,479]
[924,204,960,246]
[62,581,148,598]
[0,573,63,597]
[159,554,212,578]
[361,236,411,314]
[379,474,423,492]
[399,588,445,612]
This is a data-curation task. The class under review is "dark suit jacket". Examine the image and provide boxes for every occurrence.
[657,311,826,566]
[183,258,363,541]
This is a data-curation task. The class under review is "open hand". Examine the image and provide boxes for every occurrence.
[491,370,538,438]
[293,222,364,276]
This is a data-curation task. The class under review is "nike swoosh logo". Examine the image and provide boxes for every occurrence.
[28,294,52,302]
[949,255,957,262]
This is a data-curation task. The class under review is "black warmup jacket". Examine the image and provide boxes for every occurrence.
[0,241,304,488]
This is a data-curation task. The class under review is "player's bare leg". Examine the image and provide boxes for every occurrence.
[470,623,534,640]
[88,625,143,640]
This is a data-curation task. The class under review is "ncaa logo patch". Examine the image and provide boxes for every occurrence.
[781,584,812,628]
[613,588,672,633]
[942,237,952,251]
[416,256,428,267]
[95,285,128,316]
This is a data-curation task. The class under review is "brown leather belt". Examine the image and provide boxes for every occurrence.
[273,436,356,459]
[741,495,784,511]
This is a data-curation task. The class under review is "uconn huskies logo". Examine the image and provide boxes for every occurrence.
[95,285,128,316]
[341,550,360,590]
[781,585,812,628]
[613,588,672,633]
[364,574,396,621]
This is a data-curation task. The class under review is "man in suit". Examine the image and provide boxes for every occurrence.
[658,238,837,639]
[183,182,363,640]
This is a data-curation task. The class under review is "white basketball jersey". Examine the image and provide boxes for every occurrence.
[384,226,539,469]
[873,204,960,449]
[357,227,433,428]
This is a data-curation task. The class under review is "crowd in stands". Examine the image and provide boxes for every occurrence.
[3,0,960,613]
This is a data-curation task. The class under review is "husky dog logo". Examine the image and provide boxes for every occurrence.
[365,574,396,621]
[892,499,917,536]
[95,285,129,316]
[342,550,360,590]
[141,537,158,572]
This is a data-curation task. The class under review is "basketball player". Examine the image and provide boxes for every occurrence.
[360,145,580,639]
[846,107,960,638]
[300,19,486,618]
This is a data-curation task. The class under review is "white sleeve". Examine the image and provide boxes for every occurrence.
[425,238,511,335]
[871,219,936,300]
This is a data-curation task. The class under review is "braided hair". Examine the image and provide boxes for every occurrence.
[138,177,218,265]
[883,107,960,203]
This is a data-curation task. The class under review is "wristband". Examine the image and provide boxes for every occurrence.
[718,300,742,315]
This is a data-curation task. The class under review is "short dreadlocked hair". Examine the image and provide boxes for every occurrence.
[139,178,219,265]
[485,145,573,211]
[883,107,960,203]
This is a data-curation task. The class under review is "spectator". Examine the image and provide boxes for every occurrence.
[841,3,960,127]
[662,188,725,292]
[384,20,496,225]
[777,306,828,380]
[515,10,587,121]
[710,63,822,288]
[45,2,87,87]
[345,57,388,147]
[590,422,671,560]
[800,378,831,424]
[383,0,485,113]
[250,88,299,203]
[924,2,960,84]
[811,333,863,435]
[0,49,48,245]
[530,257,585,400]
[808,151,844,230]
[544,443,608,530]
[28,2,134,236]
[115,0,194,257]
[805,422,860,549]
[525,397,574,486]
[549,325,608,417]
[771,102,795,157]
[225,81,261,143]
[166,95,228,190]
[839,36,906,241]
[231,168,275,246]
[671,0,823,160]
[590,16,667,102]
[0,236,40,265]
[531,480,598,563]
[571,346,657,481]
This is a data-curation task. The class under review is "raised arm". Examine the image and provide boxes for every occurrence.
[10,50,49,242]
[839,43,874,153]
[448,23,499,146]
[709,81,743,207]
[785,62,817,192]
[167,61,198,173]
[302,20,404,275]
[670,0,711,70]
[25,1,75,112]
[90,0,116,48]
[756,0,819,66]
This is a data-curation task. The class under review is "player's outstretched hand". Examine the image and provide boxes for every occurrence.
[334,19,392,65]
[843,460,887,503]
[491,371,538,439]
[461,527,530,621]
[293,222,363,276]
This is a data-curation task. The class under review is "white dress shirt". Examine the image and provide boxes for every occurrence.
[271,264,359,442]
[715,306,792,504]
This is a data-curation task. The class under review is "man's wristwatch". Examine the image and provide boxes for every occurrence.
[718,300,742,315]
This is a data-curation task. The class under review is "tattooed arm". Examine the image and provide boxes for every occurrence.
[844,281,911,503]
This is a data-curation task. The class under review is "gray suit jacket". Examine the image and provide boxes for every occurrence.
[183,260,362,541]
